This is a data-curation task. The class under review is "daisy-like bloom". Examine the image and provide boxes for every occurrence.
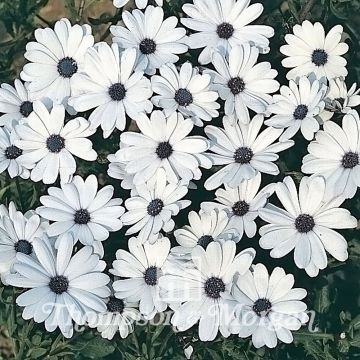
[320,78,360,122]
[0,127,30,179]
[0,80,35,128]
[151,63,219,126]
[201,174,275,239]
[205,45,279,123]
[204,115,294,190]
[121,169,191,243]
[15,101,97,184]
[116,111,211,185]
[37,174,124,246]
[21,18,93,106]
[159,241,256,341]
[230,264,309,348]
[266,75,327,141]
[280,21,348,80]
[181,0,274,65]
[113,0,162,9]
[107,155,135,191]
[6,234,110,338]
[302,110,360,199]
[110,6,187,75]
[87,284,141,340]
[68,44,152,139]
[259,176,357,277]
[111,236,170,320]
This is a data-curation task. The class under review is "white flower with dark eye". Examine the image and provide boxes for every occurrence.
[266,75,327,141]
[205,45,279,123]
[0,80,35,128]
[69,44,152,139]
[111,236,170,320]
[151,63,220,126]
[21,18,94,106]
[181,0,274,65]
[302,110,360,199]
[204,115,294,190]
[160,241,256,342]
[280,21,348,80]
[6,234,110,338]
[0,127,30,179]
[230,264,309,348]
[110,6,187,75]
[259,176,357,277]
[121,169,191,244]
[320,78,360,122]
[87,283,140,340]
[36,174,124,247]
[14,101,97,184]
[202,174,275,239]
[113,0,162,9]
[115,111,211,185]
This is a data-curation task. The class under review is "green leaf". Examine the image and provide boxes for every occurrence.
[315,285,331,314]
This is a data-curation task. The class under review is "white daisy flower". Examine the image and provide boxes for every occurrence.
[320,78,360,122]
[87,284,140,340]
[159,241,256,341]
[259,176,357,277]
[151,63,220,126]
[205,45,279,123]
[0,80,35,128]
[266,75,327,141]
[20,18,94,106]
[110,6,187,75]
[302,110,360,199]
[121,169,191,243]
[204,115,294,190]
[6,234,110,338]
[36,174,124,247]
[280,21,348,80]
[181,0,274,65]
[201,174,275,239]
[113,0,162,9]
[0,127,30,179]
[116,111,211,185]
[69,44,153,139]
[15,101,97,184]
[111,236,170,320]
[230,264,309,348]
[107,155,135,191]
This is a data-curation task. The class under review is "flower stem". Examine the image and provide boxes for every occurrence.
[299,0,316,22]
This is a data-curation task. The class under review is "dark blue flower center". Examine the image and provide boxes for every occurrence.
[5,145,22,159]
[342,152,359,169]
[139,38,156,55]
[147,199,164,216]
[204,277,225,299]
[293,104,308,120]
[19,101,33,117]
[217,22,234,39]
[295,214,315,233]
[57,57,78,78]
[15,240,32,255]
[49,275,69,294]
[175,88,193,107]
[144,266,158,286]
[109,83,126,101]
[311,49,328,66]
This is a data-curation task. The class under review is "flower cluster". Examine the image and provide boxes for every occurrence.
[0,0,359,352]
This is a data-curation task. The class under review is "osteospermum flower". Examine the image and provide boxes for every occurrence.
[205,45,279,123]
[159,241,256,341]
[107,156,135,191]
[259,176,357,277]
[121,169,191,243]
[230,264,309,348]
[0,80,35,128]
[181,0,274,65]
[302,110,360,199]
[115,111,211,185]
[113,0,162,8]
[204,115,294,190]
[6,234,110,338]
[201,174,275,239]
[111,236,170,320]
[69,44,152,138]
[320,78,360,122]
[15,101,97,184]
[37,174,124,246]
[21,18,94,105]
[0,127,30,179]
[266,75,327,141]
[280,21,348,80]
[110,6,187,75]
[151,62,220,126]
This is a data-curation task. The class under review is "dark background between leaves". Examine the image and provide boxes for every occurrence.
[0,0,360,359]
